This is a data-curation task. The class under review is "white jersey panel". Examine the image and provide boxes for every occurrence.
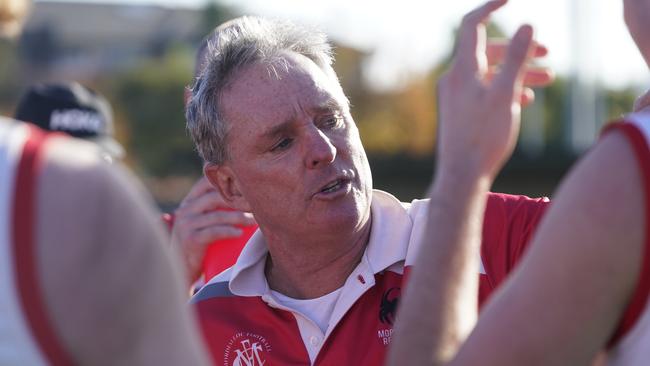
[607,111,650,366]
[0,119,48,366]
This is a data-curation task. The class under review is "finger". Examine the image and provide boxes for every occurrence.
[182,176,216,202]
[520,87,535,107]
[486,66,554,86]
[190,210,256,229]
[487,40,548,65]
[522,67,555,87]
[454,0,508,73]
[177,190,230,215]
[492,24,534,101]
[192,226,245,245]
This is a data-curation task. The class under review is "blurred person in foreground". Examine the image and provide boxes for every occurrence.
[389,0,650,365]
[0,1,209,364]
[12,79,248,293]
[185,14,553,365]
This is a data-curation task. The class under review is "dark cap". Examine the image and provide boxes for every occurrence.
[14,82,125,158]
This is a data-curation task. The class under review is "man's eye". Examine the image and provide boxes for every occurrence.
[323,115,342,128]
[271,138,292,151]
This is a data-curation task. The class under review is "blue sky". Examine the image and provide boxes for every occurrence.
[39,0,649,91]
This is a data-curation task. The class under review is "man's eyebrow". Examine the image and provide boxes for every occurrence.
[313,98,343,113]
[261,119,293,140]
[260,99,343,140]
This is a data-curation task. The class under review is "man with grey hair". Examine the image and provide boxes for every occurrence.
[187,15,551,365]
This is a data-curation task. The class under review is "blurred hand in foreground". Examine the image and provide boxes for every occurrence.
[171,177,256,283]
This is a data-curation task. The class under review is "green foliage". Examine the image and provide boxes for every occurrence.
[105,44,202,177]
[604,86,637,122]
[103,1,237,178]
[0,39,24,114]
[539,77,570,150]
[355,73,438,157]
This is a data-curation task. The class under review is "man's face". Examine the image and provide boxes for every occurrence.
[210,52,372,239]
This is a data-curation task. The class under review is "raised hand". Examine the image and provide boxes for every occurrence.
[437,0,536,182]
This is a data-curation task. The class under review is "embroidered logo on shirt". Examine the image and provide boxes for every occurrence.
[224,332,271,366]
[379,287,400,325]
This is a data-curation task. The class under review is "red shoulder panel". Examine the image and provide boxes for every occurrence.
[12,125,74,366]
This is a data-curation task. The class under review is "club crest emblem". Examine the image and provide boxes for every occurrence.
[224,332,272,366]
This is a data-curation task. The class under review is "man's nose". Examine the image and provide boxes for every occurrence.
[304,128,336,169]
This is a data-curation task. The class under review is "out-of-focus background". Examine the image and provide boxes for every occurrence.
[2,0,646,208]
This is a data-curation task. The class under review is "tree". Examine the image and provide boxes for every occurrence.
[107,45,201,178]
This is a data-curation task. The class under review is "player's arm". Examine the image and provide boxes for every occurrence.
[449,129,644,366]
[37,138,210,365]
[388,1,536,364]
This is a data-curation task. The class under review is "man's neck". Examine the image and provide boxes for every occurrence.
[264,217,372,300]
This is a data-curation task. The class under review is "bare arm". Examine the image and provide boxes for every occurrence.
[391,0,648,364]
[392,171,493,365]
[387,0,535,364]
[449,129,644,366]
[38,138,210,365]
[420,0,646,363]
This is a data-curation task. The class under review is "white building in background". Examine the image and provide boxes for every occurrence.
[21,1,202,80]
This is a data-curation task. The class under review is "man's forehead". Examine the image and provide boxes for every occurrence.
[220,56,346,121]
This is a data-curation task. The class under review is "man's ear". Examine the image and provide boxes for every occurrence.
[204,163,252,212]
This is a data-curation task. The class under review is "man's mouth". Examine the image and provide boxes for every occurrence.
[320,179,343,193]
[313,171,355,199]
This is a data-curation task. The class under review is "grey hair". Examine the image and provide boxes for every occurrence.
[186,16,335,165]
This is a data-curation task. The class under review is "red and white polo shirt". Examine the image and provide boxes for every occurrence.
[192,189,549,365]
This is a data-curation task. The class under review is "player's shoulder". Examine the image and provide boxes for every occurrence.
[43,135,110,174]
[44,136,151,205]
[39,135,164,266]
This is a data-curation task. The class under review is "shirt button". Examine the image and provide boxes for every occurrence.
[309,336,320,347]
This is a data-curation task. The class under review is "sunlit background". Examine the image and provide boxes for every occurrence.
[2,0,646,208]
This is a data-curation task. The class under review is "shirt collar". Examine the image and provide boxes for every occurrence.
[227,189,414,297]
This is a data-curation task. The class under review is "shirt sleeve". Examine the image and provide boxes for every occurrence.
[478,192,551,307]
